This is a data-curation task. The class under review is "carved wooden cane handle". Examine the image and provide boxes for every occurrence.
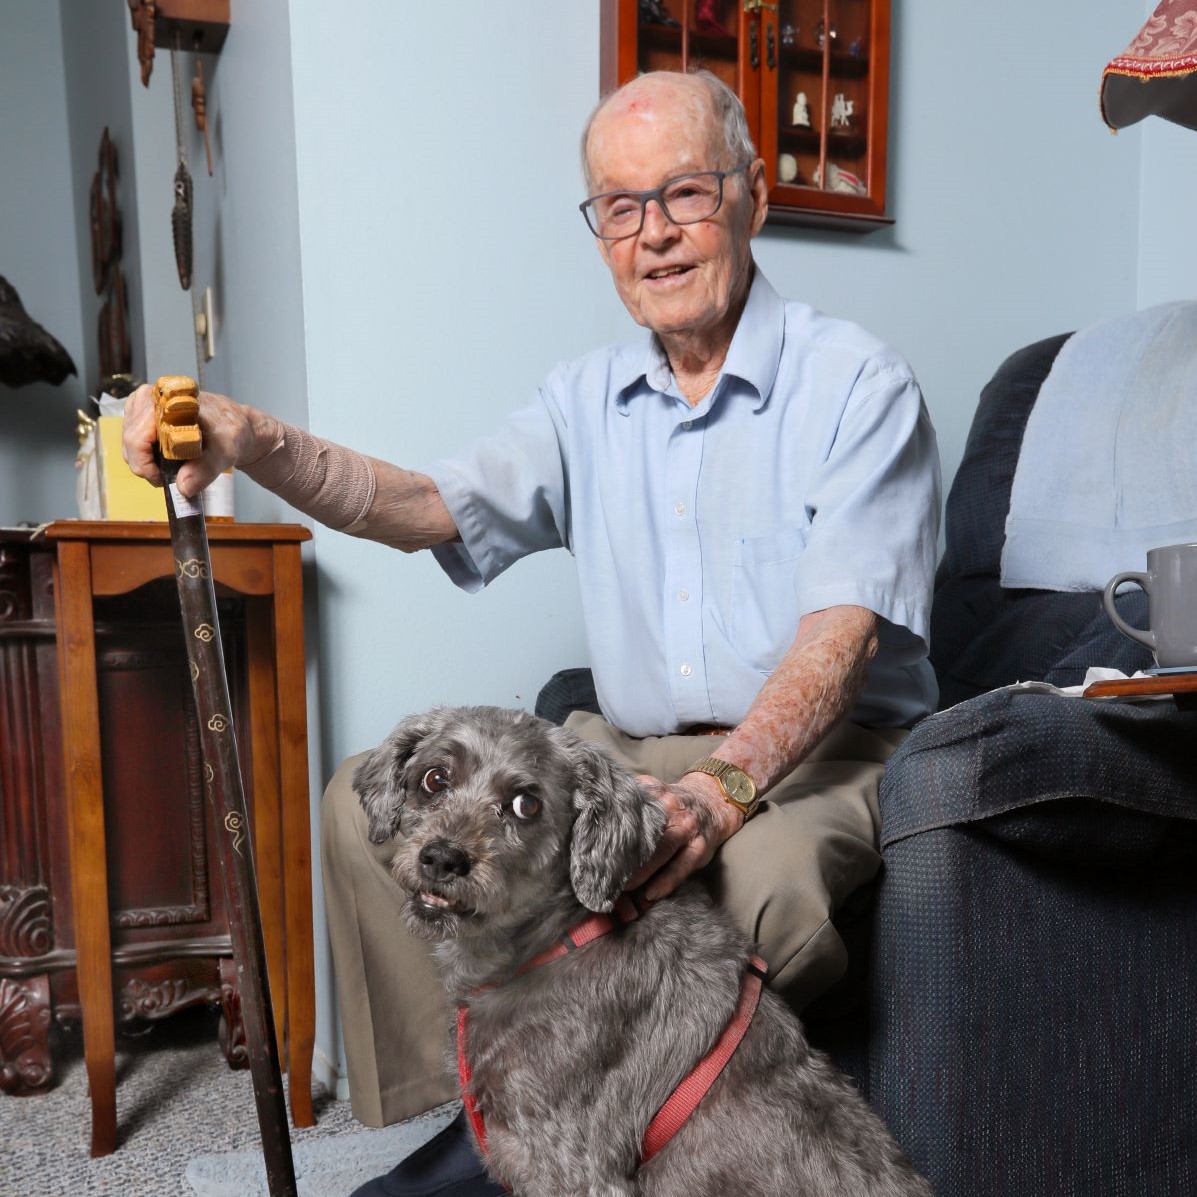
[153,374,203,461]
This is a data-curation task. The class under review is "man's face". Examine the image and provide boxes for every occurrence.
[585,82,767,342]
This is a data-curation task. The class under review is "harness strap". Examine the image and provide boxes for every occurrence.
[456,1005,489,1158]
[517,892,648,973]
[640,955,768,1162]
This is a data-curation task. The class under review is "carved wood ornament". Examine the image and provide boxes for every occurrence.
[192,57,214,177]
[89,129,132,391]
[127,0,157,87]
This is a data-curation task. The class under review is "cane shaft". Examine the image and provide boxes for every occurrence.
[162,467,297,1197]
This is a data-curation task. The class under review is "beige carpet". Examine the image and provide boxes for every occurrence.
[0,1007,454,1197]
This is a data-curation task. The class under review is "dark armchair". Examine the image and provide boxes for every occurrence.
[867,333,1197,1197]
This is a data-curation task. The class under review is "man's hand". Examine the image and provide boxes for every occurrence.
[121,383,274,499]
[628,771,744,900]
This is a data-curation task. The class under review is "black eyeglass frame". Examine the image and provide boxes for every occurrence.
[578,162,752,241]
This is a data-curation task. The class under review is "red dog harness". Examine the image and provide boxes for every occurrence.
[456,893,768,1169]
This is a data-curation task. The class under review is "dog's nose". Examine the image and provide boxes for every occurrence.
[418,840,471,880]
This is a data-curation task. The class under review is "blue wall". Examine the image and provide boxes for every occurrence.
[1137,117,1197,308]
[0,0,87,525]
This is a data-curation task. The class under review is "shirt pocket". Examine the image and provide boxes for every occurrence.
[728,527,808,674]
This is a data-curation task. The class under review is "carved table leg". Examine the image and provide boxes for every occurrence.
[218,956,248,1070]
[0,975,53,1094]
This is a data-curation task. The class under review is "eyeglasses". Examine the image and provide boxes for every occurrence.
[579,163,751,241]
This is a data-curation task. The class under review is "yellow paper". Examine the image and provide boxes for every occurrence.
[97,416,166,520]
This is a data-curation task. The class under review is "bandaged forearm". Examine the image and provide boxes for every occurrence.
[240,421,376,533]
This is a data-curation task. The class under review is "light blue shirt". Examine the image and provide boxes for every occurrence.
[427,268,941,737]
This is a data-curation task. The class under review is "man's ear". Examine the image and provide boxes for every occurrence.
[567,736,666,913]
[747,156,769,236]
[351,711,439,845]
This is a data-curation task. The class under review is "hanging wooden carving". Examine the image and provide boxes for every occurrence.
[192,57,213,176]
[127,0,157,86]
[88,128,132,390]
[98,265,131,385]
[88,131,121,296]
[171,163,194,290]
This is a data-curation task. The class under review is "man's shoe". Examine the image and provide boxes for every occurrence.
[349,1108,506,1197]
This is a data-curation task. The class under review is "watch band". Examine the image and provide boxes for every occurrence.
[684,756,760,819]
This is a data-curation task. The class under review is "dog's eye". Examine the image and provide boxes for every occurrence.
[421,767,451,795]
[511,793,541,820]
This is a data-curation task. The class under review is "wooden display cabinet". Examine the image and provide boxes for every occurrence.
[0,522,315,1156]
[601,0,892,232]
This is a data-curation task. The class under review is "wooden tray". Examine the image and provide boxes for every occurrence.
[1083,672,1197,705]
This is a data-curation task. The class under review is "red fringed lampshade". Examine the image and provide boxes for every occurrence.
[1101,0,1197,130]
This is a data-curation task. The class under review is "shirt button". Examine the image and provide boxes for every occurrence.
[680,663,693,677]
[674,502,686,517]
[682,420,692,430]
[677,589,689,602]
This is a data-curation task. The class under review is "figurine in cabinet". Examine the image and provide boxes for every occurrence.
[639,0,679,27]
[778,153,800,183]
[792,91,811,128]
[814,162,867,195]
[696,0,731,37]
[831,93,855,129]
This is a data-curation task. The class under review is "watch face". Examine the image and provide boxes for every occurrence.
[724,768,755,804]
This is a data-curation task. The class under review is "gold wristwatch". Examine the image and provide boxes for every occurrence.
[684,757,760,820]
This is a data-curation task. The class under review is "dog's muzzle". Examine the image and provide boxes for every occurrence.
[409,839,475,919]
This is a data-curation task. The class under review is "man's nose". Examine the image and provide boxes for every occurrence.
[639,197,677,244]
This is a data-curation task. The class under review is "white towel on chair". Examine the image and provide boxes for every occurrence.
[1000,301,1197,591]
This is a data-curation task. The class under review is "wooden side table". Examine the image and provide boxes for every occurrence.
[44,520,315,1156]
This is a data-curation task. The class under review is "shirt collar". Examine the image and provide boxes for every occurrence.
[613,266,785,413]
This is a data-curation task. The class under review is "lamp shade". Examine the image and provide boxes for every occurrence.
[1101,0,1197,130]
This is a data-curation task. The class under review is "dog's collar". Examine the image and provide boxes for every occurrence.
[516,890,653,975]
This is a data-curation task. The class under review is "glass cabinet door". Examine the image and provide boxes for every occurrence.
[599,0,891,231]
[758,0,890,228]
[618,1,754,113]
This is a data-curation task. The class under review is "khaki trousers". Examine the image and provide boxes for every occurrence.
[320,711,904,1127]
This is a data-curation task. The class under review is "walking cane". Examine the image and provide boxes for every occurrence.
[153,375,298,1197]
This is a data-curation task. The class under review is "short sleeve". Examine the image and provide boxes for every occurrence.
[791,373,941,650]
[425,390,570,592]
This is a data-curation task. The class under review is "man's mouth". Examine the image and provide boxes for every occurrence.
[645,264,694,282]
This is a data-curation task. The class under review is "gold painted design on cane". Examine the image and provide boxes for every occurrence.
[191,659,200,682]
[203,762,214,784]
[224,811,245,855]
[207,713,229,733]
[176,558,209,579]
[194,623,214,642]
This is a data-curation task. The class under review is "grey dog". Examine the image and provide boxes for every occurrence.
[353,705,932,1197]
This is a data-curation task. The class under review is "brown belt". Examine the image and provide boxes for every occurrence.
[681,723,733,736]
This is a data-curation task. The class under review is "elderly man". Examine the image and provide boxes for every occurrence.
[125,70,939,1197]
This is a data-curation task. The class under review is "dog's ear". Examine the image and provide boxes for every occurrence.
[568,737,666,913]
[352,712,438,845]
